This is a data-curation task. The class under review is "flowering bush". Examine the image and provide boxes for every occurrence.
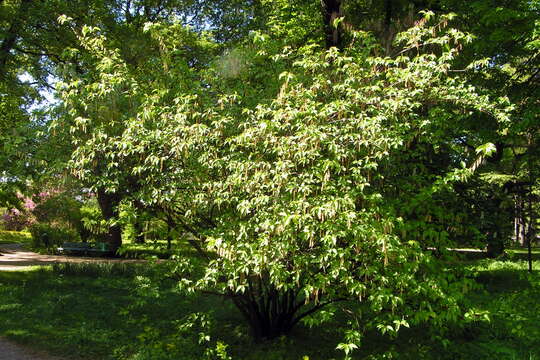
[1,196,36,231]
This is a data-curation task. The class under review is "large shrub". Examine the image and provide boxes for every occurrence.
[58,10,512,356]
[32,191,83,230]
[1,196,36,231]
[29,223,80,248]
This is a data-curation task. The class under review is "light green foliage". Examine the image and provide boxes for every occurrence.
[80,200,108,240]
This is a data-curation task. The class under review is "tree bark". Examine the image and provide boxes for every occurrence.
[514,194,523,246]
[165,214,176,250]
[321,0,343,49]
[232,287,298,340]
[96,189,122,253]
[527,192,534,272]
[515,194,527,247]
[486,198,505,258]
[382,0,393,54]
[0,0,33,77]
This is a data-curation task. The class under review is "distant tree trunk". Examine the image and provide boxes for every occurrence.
[486,198,505,258]
[382,0,393,54]
[527,191,534,272]
[321,0,343,49]
[96,189,122,253]
[134,219,145,244]
[514,194,527,247]
[131,200,146,244]
[165,214,176,250]
[515,196,521,245]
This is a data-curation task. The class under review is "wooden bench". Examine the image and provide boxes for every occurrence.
[57,242,114,257]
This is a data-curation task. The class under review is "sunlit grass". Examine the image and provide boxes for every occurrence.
[0,230,32,245]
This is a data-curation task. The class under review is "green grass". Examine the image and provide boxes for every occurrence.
[0,230,32,245]
[0,264,235,359]
[0,259,539,359]
[504,248,540,261]
[0,263,343,360]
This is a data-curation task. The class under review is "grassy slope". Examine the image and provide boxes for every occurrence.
[0,230,32,245]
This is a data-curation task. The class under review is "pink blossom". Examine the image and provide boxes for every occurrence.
[24,197,36,211]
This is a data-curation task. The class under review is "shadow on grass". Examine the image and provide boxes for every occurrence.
[0,264,344,360]
[0,259,539,360]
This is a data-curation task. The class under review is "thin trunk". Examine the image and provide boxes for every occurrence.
[526,134,534,272]
[487,198,505,258]
[527,186,534,272]
[514,194,520,245]
[527,192,533,272]
[134,220,145,244]
[519,197,527,247]
[165,214,175,250]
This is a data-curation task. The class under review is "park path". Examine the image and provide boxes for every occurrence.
[0,337,66,360]
[0,243,143,271]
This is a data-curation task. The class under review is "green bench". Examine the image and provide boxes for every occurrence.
[57,242,114,257]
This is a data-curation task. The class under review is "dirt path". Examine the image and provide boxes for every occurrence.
[0,243,143,271]
[0,337,65,360]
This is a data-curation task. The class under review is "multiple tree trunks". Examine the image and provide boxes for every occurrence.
[512,187,537,249]
[230,274,339,340]
[233,288,299,340]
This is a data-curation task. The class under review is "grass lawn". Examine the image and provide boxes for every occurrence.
[0,259,539,359]
[0,230,32,245]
